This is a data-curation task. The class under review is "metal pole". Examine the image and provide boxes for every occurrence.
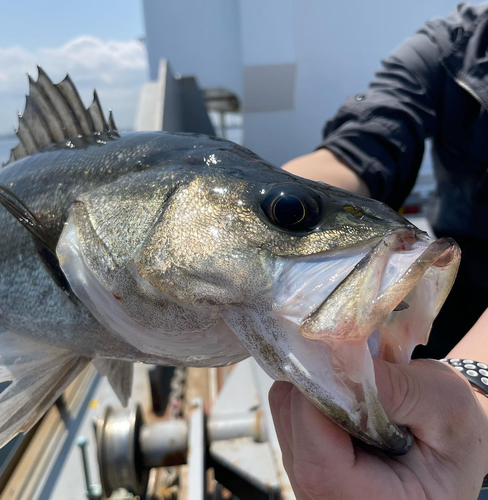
[187,398,205,500]
[77,436,102,500]
[77,436,92,493]
[219,111,226,139]
[140,419,188,468]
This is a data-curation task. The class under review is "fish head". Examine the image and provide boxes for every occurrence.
[58,146,460,454]
[177,167,458,454]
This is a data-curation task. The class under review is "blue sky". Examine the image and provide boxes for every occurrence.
[0,1,148,134]
[0,1,144,49]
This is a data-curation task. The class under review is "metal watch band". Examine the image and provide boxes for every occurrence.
[440,358,488,395]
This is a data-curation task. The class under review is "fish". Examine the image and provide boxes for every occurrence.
[0,68,460,454]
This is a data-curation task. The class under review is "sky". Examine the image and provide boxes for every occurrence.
[0,0,148,135]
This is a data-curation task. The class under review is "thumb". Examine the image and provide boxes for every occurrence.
[373,357,470,439]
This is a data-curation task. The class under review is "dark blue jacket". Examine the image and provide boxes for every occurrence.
[320,2,488,247]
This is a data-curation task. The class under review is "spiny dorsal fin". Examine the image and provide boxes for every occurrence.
[87,90,108,133]
[4,67,120,167]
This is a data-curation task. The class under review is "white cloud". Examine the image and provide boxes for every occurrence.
[0,36,148,135]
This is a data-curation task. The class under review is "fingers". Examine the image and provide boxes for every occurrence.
[288,386,356,496]
[373,357,482,452]
[271,381,359,498]
[269,380,293,409]
[374,358,459,424]
[289,386,355,471]
[373,357,488,496]
[269,362,488,500]
[270,382,422,499]
[269,382,312,499]
[269,382,294,456]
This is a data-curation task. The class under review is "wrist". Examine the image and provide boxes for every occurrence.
[440,358,488,423]
[450,367,488,478]
[472,387,488,418]
[444,360,488,473]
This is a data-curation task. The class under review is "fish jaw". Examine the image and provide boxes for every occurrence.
[301,230,459,342]
[224,230,460,454]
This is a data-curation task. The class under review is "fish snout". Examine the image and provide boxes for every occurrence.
[267,230,460,454]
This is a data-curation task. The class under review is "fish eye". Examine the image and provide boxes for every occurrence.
[261,184,321,232]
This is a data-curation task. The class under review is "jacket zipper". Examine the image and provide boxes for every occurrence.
[455,78,487,109]
[441,60,487,109]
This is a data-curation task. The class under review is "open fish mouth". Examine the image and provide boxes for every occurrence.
[262,229,460,454]
[299,229,459,356]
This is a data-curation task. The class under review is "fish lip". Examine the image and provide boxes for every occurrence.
[271,237,382,324]
[309,228,418,317]
[301,229,459,339]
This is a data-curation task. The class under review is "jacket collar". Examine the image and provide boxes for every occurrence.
[441,8,488,108]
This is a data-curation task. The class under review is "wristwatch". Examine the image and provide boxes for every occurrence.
[440,358,488,395]
[440,359,488,490]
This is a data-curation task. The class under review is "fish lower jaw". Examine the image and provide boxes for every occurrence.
[269,316,413,454]
[263,233,460,454]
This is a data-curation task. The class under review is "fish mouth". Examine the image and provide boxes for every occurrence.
[301,229,458,352]
[268,228,460,454]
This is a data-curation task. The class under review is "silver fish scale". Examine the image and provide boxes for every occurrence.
[0,131,256,361]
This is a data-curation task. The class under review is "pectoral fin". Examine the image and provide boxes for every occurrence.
[0,331,89,448]
[0,183,73,298]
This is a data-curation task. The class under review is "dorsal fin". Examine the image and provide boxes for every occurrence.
[4,67,120,167]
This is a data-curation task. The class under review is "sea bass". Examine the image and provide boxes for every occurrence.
[0,69,460,454]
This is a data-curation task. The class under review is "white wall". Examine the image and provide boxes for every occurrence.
[142,0,484,167]
[142,0,243,95]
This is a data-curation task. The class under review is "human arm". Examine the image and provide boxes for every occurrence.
[283,16,458,208]
[282,149,371,196]
[269,310,488,500]
[447,308,488,416]
[448,307,488,361]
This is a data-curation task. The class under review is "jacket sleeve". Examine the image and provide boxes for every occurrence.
[319,19,453,210]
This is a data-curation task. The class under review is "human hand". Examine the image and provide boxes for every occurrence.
[270,358,488,500]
